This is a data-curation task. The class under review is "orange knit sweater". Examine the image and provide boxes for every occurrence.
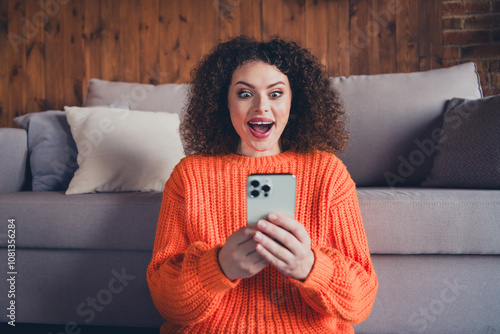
[147,150,378,333]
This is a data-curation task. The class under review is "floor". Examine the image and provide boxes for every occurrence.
[0,323,159,333]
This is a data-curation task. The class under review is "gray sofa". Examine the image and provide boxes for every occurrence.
[1,62,499,333]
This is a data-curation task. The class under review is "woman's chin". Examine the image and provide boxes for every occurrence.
[239,141,281,157]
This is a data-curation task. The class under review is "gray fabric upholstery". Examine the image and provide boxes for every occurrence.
[0,248,163,327]
[0,128,29,193]
[354,255,500,333]
[14,111,79,192]
[332,62,482,187]
[358,188,500,254]
[83,78,189,114]
[0,191,162,251]
[2,189,499,256]
[422,95,500,189]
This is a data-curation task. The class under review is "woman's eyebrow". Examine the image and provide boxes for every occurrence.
[234,81,285,88]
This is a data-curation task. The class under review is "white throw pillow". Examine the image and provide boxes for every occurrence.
[64,106,185,195]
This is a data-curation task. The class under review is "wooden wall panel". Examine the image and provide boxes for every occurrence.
[419,0,442,70]
[25,0,46,114]
[396,0,419,73]
[370,0,397,74]
[7,0,27,126]
[159,0,180,83]
[83,0,102,89]
[44,0,65,111]
[0,0,444,128]
[100,0,120,82]
[326,0,350,76]
[0,1,9,127]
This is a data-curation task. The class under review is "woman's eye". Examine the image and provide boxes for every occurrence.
[270,91,283,98]
[238,91,252,99]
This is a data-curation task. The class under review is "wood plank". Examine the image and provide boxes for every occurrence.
[305,0,328,67]
[25,0,46,114]
[262,0,284,39]
[371,0,396,74]
[83,0,102,98]
[282,0,306,42]
[327,0,350,76]
[139,0,160,85]
[101,0,120,81]
[396,0,419,73]
[419,0,442,71]
[120,0,140,82]
[218,0,242,41]
[348,0,370,75]
[7,0,27,122]
[63,0,84,106]
[159,0,180,83]
[43,0,65,110]
[197,0,219,60]
[178,0,200,82]
[239,0,262,40]
[0,0,10,127]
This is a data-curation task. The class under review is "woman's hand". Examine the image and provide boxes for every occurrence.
[253,213,315,281]
[218,225,270,281]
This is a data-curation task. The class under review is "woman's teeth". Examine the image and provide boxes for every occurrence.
[248,122,274,134]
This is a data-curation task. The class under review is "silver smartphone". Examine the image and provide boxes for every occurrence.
[246,174,297,224]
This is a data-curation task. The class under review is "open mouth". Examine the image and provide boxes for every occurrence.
[248,121,274,138]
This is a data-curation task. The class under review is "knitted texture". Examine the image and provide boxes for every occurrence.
[147,150,378,333]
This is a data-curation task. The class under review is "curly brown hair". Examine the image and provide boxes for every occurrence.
[180,35,348,156]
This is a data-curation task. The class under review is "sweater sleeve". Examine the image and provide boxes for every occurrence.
[291,165,378,325]
[146,164,239,325]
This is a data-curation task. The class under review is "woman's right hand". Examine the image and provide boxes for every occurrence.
[218,226,269,281]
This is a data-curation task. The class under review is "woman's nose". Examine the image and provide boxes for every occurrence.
[254,95,270,113]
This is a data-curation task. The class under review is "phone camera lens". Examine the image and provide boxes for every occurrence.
[251,180,260,188]
[251,190,260,198]
[262,185,270,192]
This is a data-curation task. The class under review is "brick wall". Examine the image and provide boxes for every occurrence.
[442,0,500,96]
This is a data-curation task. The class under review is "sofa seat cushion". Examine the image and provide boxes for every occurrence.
[0,191,162,251]
[3,189,499,255]
[358,188,500,255]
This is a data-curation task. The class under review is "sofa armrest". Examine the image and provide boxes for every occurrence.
[0,128,30,193]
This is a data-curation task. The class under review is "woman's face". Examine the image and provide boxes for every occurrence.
[227,61,292,157]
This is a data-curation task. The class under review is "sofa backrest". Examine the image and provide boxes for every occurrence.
[0,128,30,193]
[83,78,190,115]
[332,62,482,186]
[84,63,482,187]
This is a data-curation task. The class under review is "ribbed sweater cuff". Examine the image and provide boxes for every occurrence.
[291,247,334,291]
[199,245,241,293]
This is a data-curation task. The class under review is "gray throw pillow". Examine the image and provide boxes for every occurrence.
[14,110,79,191]
[422,95,500,189]
[13,103,130,192]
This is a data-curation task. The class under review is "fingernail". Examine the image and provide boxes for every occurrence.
[258,220,267,228]
[254,232,262,241]
[268,213,277,220]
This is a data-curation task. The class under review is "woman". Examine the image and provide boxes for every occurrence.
[147,36,378,333]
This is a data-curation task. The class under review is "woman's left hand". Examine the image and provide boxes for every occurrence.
[253,213,315,281]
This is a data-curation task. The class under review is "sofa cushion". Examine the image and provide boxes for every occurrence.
[14,111,79,192]
[422,95,500,189]
[83,78,189,115]
[0,128,29,193]
[2,189,499,255]
[357,187,500,254]
[332,62,482,187]
[0,191,162,251]
[64,106,185,194]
